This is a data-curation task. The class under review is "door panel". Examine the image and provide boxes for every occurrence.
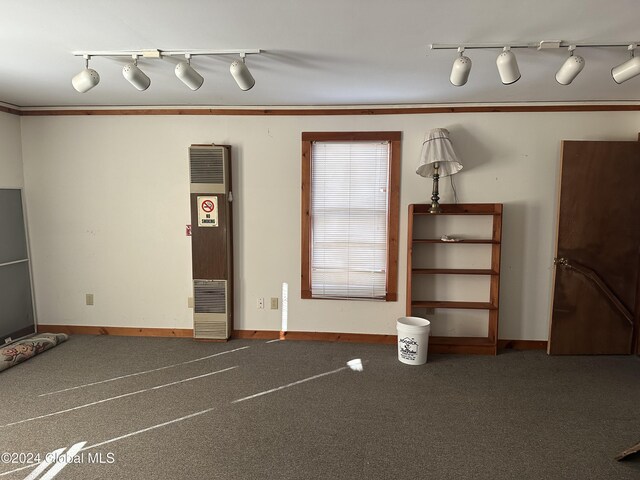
[548,141,640,355]
[551,265,633,354]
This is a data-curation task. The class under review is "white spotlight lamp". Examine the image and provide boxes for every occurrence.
[496,46,521,85]
[450,47,472,86]
[612,44,640,84]
[72,55,100,93]
[416,128,464,214]
[556,45,585,85]
[175,54,204,90]
[122,55,151,91]
[230,54,255,91]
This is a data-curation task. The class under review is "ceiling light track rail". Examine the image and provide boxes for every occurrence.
[71,49,262,93]
[431,41,640,87]
[72,49,261,58]
[430,42,638,50]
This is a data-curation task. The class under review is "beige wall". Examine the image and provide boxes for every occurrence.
[0,111,23,187]
[18,111,640,340]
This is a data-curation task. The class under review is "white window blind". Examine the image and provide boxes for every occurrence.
[311,141,390,299]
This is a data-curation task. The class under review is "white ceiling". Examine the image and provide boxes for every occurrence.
[1,0,639,109]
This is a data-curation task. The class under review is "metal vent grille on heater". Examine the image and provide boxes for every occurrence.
[193,280,228,339]
[194,280,226,313]
[189,147,224,185]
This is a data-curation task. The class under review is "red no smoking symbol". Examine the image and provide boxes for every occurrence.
[201,199,215,213]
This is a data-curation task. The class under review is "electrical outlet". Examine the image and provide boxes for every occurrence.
[86,293,94,306]
[270,297,279,310]
[257,298,264,309]
[4,337,12,344]
[188,297,194,308]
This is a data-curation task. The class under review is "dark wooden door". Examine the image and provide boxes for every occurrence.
[548,140,640,355]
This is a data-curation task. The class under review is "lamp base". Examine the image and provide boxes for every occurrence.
[429,172,441,214]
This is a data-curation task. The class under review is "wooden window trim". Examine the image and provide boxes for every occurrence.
[301,131,401,301]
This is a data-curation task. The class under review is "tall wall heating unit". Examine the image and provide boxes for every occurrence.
[189,144,233,340]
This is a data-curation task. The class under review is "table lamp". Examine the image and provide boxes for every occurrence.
[416,128,463,213]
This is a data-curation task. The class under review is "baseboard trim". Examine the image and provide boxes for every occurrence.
[37,324,193,338]
[231,330,280,340]
[497,339,548,350]
[234,330,548,350]
[232,329,397,344]
[35,325,549,350]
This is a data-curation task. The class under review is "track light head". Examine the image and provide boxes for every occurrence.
[72,68,100,93]
[612,45,640,84]
[72,55,100,93]
[450,48,472,86]
[230,56,255,91]
[175,56,204,90]
[496,47,521,85]
[556,47,585,85]
[122,57,150,91]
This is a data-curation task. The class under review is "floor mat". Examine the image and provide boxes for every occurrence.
[0,332,69,372]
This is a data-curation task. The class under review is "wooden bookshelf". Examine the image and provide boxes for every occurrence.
[407,203,503,355]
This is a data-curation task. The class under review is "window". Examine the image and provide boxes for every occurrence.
[301,132,400,301]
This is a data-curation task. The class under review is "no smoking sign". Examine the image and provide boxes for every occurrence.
[197,196,219,227]
[201,199,215,213]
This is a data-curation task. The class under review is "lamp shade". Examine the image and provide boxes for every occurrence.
[416,128,463,178]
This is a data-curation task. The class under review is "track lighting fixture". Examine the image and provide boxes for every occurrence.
[122,56,151,91]
[72,55,100,93]
[496,47,520,85]
[430,41,640,87]
[450,47,472,86]
[556,46,585,85]
[230,54,255,91]
[175,54,204,90]
[612,44,640,84]
[71,48,261,93]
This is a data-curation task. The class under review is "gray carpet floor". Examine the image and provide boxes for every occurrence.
[1,335,640,479]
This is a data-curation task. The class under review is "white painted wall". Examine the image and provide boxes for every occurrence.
[19,111,640,340]
[0,111,23,187]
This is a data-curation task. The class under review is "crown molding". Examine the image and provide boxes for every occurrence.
[4,102,640,117]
